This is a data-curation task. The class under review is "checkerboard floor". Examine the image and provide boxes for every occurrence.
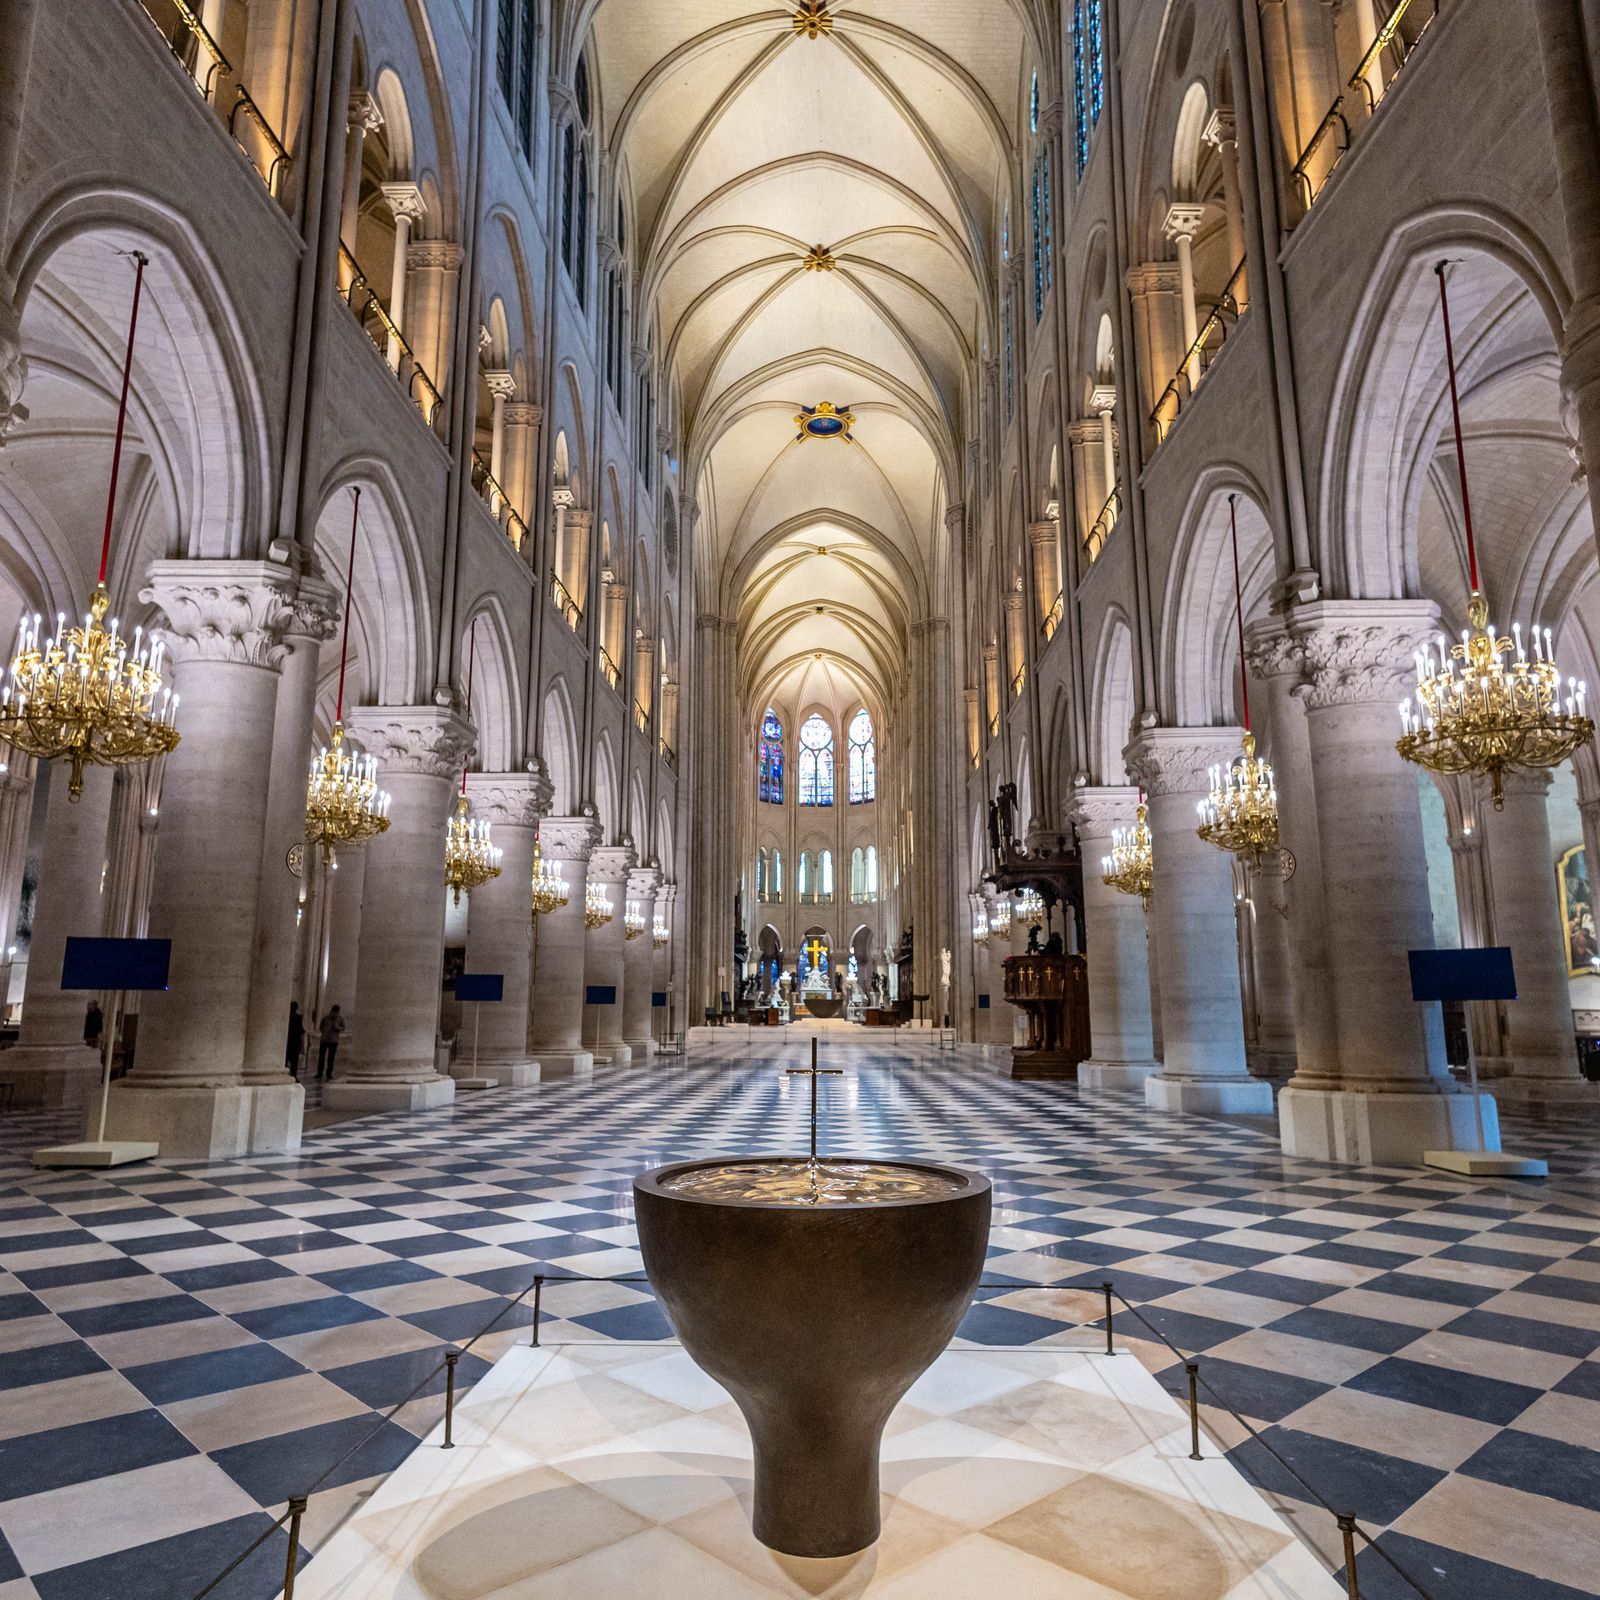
[1,1034,1598,1600]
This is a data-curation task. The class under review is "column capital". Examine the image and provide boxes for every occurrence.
[1289,599,1440,711]
[505,401,542,427]
[1162,202,1207,242]
[944,502,966,533]
[538,815,602,862]
[1088,383,1118,415]
[1027,519,1059,546]
[344,706,475,781]
[1068,783,1142,841]
[1242,615,1300,682]
[142,559,299,669]
[1202,106,1238,150]
[1124,726,1245,798]
[347,89,384,135]
[466,769,552,825]
[1067,417,1103,446]
[0,291,29,445]
[408,240,464,271]
[484,369,517,402]
[627,865,661,898]
[1126,262,1182,296]
[680,495,702,527]
[286,569,341,644]
[379,181,426,224]
[589,843,637,884]
[565,507,594,533]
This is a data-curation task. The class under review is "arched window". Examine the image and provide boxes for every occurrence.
[850,847,865,903]
[496,0,537,159]
[1029,69,1039,134]
[758,709,784,803]
[848,708,876,803]
[797,850,810,902]
[1072,0,1104,177]
[756,848,768,903]
[866,845,879,901]
[773,848,783,902]
[798,714,834,805]
[562,56,592,305]
[820,849,834,903]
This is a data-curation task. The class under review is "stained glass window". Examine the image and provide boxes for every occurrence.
[1031,163,1044,322]
[1042,147,1054,287]
[756,848,768,902]
[866,845,879,900]
[797,850,810,901]
[1029,70,1039,135]
[758,709,784,803]
[1073,0,1103,177]
[1003,290,1015,423]
[798,714,834,805]
[850,847,865,902]
[848,708,876,803]
[820,849,834,901]
[773,849,783,900]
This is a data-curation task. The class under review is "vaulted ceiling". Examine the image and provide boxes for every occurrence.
[590,0,1032,723]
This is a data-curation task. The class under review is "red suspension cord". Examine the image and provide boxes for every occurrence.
[1435,260,1480,594]
[1228,493,1250,734]
[98,252,148,588]
[461,620,477,795]
[334,488,360,724]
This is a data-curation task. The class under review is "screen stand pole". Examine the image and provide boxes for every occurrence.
[93,990,124,1144]
[473,1003,481,1080]
[1464,1012,1487,1153]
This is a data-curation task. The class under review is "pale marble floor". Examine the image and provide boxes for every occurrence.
[295,1340,1345,1600]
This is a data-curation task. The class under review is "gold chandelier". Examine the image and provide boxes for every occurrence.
[624,900,647,940]
[306,487,390,864]
[652,913,670,947]
[1197,494,1280,863]
[0,253,181,799]
[1016,888,1045,926]
[443,619,501,904]
[1101,802,1153,908]
[971,907,990,946]
[990,899,1012,935]
[444,791,501,905]
[1397,263,1593,807]
[530,838,569,918]
[584,881,615,928]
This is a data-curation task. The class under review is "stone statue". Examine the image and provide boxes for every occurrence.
[996,782,1018,848]
[939,947,951,991]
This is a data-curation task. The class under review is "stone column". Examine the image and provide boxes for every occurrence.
[1003,591,1025,698]
[1246,619,1340,1085]
[1278,601,1488,1162]
[1067,418,1103,557]
[1163,204,1206,388]
[240,569,337,1151]
[562,508,593,627]
[623,865,661,1056]
[4,764,113,1107]
[1478,770,1592,1103]
[337,89,382,288]
[461,771,551,1085]
[984,892,1013,1045]
[1028,520,1062,633]
[502,402,542,537]
[378,181,425,370]
[585,844,635,1064]
[107,562,296,1158]
[1246,853,1298,1076]
[981,642,999,735]
[316,842,367,1025]
[1070,785,1159,1090]
[529,815,600,1074]
[404,240,463,415]
[484,370,516,513]
[653,883,677,1044]
[1125,729,1272,1113]
[1125,263,1184,440]
[323,707,474,1110]
[0,760,34,992]
[1203,108,1249,306]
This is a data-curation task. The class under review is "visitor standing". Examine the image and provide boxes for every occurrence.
[286,1001,305,1078]
[83,1000,103,1048]
[317,1006,346,1079]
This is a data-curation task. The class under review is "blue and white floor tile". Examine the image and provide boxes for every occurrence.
[0,1035,1598,1598]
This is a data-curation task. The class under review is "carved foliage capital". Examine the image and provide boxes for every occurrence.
[627,865,661,899]
[538,815,602,863]
[1068,783,1143,841]
[1124,728,1244,798]
[589,843,637,884]
[1290,600,1439,712]
[466,769,552,825]
[344,707,475,781]
[142,560,299,670]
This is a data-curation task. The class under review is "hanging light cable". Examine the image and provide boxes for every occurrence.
[444,619,502,905]
[1397,261,1592,805]
[1197,494,1280,862]
[305,488,391,864]
[0,251,181,797]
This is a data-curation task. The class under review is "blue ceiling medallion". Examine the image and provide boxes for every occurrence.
[795,401,856,442]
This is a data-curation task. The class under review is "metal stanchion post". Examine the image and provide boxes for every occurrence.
[1185,1362,1203,1460]
[1337,1514,1360,1598]
[1102,1281,1114,1355]
[441,1350,460,1448]
[530,1274,544,1346]
[282,1496,308,1600]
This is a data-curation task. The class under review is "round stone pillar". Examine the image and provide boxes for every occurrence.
[1246,854,1298,1077]
[1479,769,1591,1102]
[461,771,551,1085]
[623,865,661,1057]
[324,707,473,1111]
[1245,620,1339,1085]
[1278,601,1489,1163]
[108,562,295,1158]
[586,844,636,1066]
[316,841,367,1028]
[240,569,337,1149]
[1125,729,1271,1114]
[5,762,112,1106]
[983,892,1012,1044]
[1069,784,1159,1090]
[529,816,601,1074]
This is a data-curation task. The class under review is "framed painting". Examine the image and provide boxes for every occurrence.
[1558,845,1596,977]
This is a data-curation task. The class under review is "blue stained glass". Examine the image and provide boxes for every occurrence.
[759,709,784,803]
[1029,71,1039,135]
[1003,292,1015,423]
[1072,0,1089,177]
[798,714,834,806]
[1042,147,1053,286]
[848,709,876,803]
[1089,0,1104,125]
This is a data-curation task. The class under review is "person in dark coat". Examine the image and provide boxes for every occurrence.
[83,1001,103,1048]
[317,1006,346,1079]
[286,1002,306,1078]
